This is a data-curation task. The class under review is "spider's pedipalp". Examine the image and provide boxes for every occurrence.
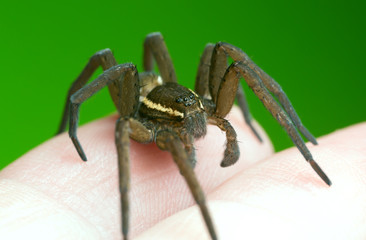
[208,116,239,167]
[156,130,217,240]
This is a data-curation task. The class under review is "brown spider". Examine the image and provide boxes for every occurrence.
[56,32,331,240]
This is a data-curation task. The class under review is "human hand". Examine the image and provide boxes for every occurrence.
[0,107,365,239]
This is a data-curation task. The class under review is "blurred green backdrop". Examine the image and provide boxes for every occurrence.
[0,0,365,169]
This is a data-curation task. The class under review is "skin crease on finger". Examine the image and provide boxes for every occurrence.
[0,107,274,239]
[135,122,366,240]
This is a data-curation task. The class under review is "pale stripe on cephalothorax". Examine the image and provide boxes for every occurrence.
[188,88,204,110]
[142,97,184,118]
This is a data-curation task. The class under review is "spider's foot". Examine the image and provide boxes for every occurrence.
[71,137,88,161]
[248,122,263,143]
[309,159,331,186]
[299,126,318,145]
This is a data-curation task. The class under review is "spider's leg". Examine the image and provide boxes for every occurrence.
[143,32,177,83]
[69,63,139,161]
[256,67,317,144]
[178,130,197,168]
[213,42,317,145]
[222,62,331,186]
[115,119,154,240]
[156,130,217,240]
[208,116,239,167]
[115,118,131,240]
[114,69,142,240]
[195,43,214,98]
[57,49,117,134]
[236,83,263,141]
[204,43,262,142]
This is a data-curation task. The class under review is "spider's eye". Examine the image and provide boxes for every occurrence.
[176,98,183,103]
[189,95,194,99]
[184,97,188,101]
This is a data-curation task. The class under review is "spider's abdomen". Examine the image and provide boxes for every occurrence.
[139,82,204,121]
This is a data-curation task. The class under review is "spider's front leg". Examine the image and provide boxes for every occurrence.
[195,43,262,141]
[156,130,217,240]
[68,63,139,160]
[207,42,331,186]
[214,59,332,186]
[115,117,154,240]
[115,118,131,240]
[68,63,142,240]
[211,42,317,145]
[57,49,118,134]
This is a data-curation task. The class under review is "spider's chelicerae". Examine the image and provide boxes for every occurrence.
[57,32,331,240]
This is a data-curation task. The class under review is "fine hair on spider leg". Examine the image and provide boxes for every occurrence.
[57,32,331,240]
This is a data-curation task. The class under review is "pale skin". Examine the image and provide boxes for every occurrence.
[0,107,365,240]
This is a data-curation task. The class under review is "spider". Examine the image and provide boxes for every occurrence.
[56,32,331,240]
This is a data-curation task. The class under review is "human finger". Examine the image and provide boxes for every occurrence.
[134,122,366,240]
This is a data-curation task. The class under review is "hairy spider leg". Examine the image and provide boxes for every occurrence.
[195,43,214,98]
[209,42,331,185]
[195,43,262,142]
[68,64,139,161]
[143,32,177,83]
[115,119,131,240]
[178,130,197,168]
[213,42,317,145]
[156,130,218,240]
[57,49,118,134]
[222,62,331,186]
[236,83,263,141]
[68,63,140,240]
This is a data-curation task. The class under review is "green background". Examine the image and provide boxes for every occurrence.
[0,0,365,169]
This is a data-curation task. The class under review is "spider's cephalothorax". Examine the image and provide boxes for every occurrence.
[57,32,331,240]
[140,82,207,138]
